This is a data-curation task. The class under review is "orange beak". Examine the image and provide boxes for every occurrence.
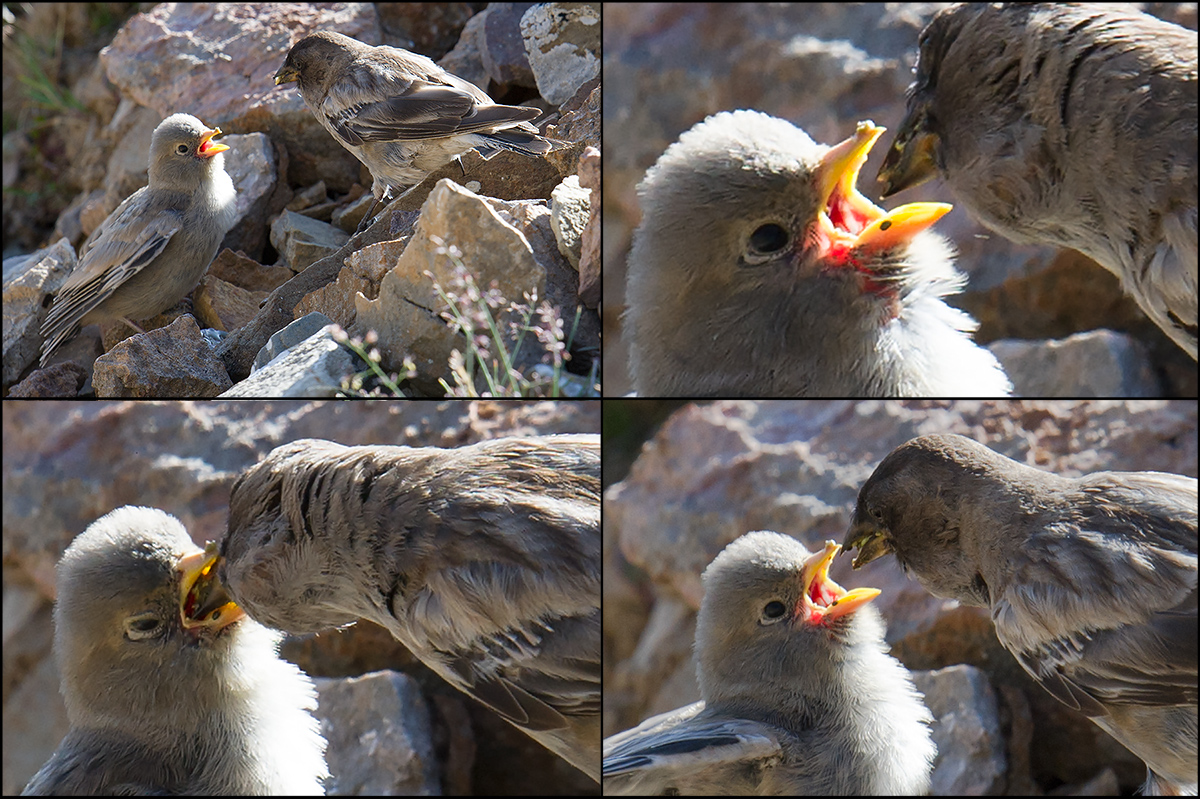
[815,120,951,255]
[178,541,244,631]
[197,127,230,158]
[797,540,882,625]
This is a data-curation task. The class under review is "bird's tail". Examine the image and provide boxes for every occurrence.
[475,127,569,160]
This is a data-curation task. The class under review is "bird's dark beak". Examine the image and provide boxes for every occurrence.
[876,105,940,199]
[816,120,951,254]
[274,63,299,86]
[797,540,882,623]
[179,542,245,631]
[842,518,894,570]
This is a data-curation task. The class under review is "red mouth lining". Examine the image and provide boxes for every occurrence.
[826,182,873,240]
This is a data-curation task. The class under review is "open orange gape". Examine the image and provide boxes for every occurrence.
[178,541,244,632]
[797,540,882,626]
[815,121,952,262]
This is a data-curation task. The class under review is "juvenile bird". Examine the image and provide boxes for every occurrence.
[603,531,936,795]
[22,506,327,796]
[625,110,1012,397]
[211,435,600,782]
[40,113,237,367]
[877,3,1198,359]
[844,434,1198,795]
[273,31,565,228]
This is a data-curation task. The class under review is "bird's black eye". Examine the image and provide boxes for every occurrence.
[124,612,165,641]
[176,143,189,155]
[747,223,790,259]
[761,600,788,624]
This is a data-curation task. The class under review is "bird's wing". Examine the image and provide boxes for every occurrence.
[41,189,182,342]
[421,595,599,732]
[340,439,601,727]
[1004,590,1197,715]
[455,631,595,733]
[1162,207,1200,327]
[319,62,540,146]
[602,704,783,795]
[1138,214,1198,357]
[377,440,600,781]
[389,492,600,733]
[993,474,1198,715]
[22,731,172,796]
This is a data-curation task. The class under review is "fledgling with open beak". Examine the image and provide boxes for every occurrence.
[603,531,935,795]
[40,113,237,367]
[877,3,1198,359]
[625,109,1011,397]
[22,506,326,796]
[844,434,1197,795]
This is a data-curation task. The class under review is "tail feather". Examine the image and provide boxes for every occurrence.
[476,128,569,160]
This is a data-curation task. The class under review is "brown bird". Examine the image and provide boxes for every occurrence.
[603,532,935,795]
[877,3,1198,359]
[40,113,236,367]
[274,31,565,228]
[625,110,1012,397]
[210,435,600,782]
[22,506,326,795]
[843,434,1198,795]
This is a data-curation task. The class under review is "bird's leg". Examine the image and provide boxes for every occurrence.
[354,182,428,236]
[118,317,147,334]
[354,193,382,236]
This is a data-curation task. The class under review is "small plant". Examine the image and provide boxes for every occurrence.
[429,259,597,397]
[338,240,599,398]
[334,327,415,397]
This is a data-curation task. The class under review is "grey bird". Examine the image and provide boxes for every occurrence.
[603,532,936,795]
[625,110,1012,397]
[273,31,566,228]
[40,113,237,367]
[210,435,600,782]
[843,434,1198,795]
[877,3,1198,359]
[22,506,327,796]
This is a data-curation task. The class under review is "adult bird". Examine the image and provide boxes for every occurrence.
[209,435,600,782]
[844,434,1198,795]
[273,31,564,230]
[877,3,1198,359]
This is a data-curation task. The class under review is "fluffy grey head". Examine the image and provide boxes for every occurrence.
[148,113,230,194]
[696,531,886,708]
[54,506,242,729]
[626,110,1010,396]
[32,506,328,795]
